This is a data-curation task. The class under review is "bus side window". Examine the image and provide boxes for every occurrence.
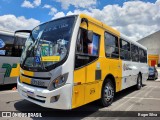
[105,32,119,58]
[13,36,26,57]
[139,49,147,63]
[120,39,131,61]
[76,28,99,56]
[0,34,14,56]
[144,50,147,63]
[75,28,100,69]
[131,44,139,62]
[76,29,84,54]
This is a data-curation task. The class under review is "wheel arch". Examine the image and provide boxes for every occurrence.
[102,74,116,93]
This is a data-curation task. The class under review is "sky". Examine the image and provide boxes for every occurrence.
[0,0,159,41]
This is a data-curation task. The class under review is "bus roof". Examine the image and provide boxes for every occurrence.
[79,14,120,36]
[79,14,147,50]
[0,29,28,38]
[120,34,147,50]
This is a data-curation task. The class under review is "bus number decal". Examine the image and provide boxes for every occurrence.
[90,88,95,95]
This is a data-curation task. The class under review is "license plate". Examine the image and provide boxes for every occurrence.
[31,79,45,87]
[27,91,35,98]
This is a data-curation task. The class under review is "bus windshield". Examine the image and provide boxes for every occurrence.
[20,16,77,71]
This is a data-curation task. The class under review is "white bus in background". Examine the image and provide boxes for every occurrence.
[0,30,27,85]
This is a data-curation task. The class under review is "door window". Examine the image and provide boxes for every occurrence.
[75,28,100,69]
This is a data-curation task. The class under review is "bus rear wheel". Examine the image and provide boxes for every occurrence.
[100,79,115,107]
[136,74,142,90]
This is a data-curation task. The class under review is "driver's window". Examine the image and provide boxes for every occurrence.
[75,28,100,69]
[76,28,99,56]
[76,28,88,54]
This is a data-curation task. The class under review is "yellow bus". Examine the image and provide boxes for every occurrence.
[16,14,148,109]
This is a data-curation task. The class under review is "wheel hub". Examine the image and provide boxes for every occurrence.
[104,84,114,101]
[138,76,141,87]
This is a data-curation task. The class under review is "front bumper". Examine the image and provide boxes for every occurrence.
[17,78,72,110]
[148,74,155,79]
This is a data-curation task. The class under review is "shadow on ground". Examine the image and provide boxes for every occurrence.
[0,83,17,91]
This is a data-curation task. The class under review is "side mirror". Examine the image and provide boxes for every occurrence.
[87,30,93,43]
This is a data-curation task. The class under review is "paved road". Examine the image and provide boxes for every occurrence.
[0,79,160,119]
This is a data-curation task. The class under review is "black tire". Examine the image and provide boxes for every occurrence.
[155,74,158,80]
[136,74,142,90]
[100,78,115,107]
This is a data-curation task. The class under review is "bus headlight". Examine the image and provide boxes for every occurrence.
[48,73,68,91]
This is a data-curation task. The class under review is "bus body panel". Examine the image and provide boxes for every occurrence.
[19,65,74,109]
[18,15,82,110]
[17,79,73,109]
[0,57,20,85]
[0,30,27,85]
[72,58,123,108]
[17,14,148,110]
[72,16,122,108]
[79,14,120,36]
[121,61,148,89]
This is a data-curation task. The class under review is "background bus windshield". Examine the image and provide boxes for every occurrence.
[20,16,76,71]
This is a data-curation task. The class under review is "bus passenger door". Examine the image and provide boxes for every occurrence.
[85,33,102,103]
[73,28,101,107]
[73,28,87,108]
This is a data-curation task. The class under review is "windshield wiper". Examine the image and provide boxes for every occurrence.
[14,30,35,68]
[32,37,47,70]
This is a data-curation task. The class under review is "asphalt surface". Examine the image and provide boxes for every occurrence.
[0,72,160,120]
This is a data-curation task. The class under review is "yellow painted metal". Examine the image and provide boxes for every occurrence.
[80,14,120,36]
[84,81,102,104]
[72,14,122,108]
[148,54,159,59]
[148,54,159,66]
[41,56,60,62]
[20,68,34,76]
[10,64,20,77]
[20,74,31,84]
[19,68,34,83]
[72,81,103,109]
[74,68,86,84]
[98,58,122,92]
[72,84,85,109]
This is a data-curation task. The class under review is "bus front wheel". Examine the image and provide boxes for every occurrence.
[100,79,115,107]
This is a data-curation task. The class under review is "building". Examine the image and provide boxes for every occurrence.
[138,30,160,67]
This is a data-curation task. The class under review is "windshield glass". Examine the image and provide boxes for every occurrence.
[21,16,76,71]
[149,67,154,72]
